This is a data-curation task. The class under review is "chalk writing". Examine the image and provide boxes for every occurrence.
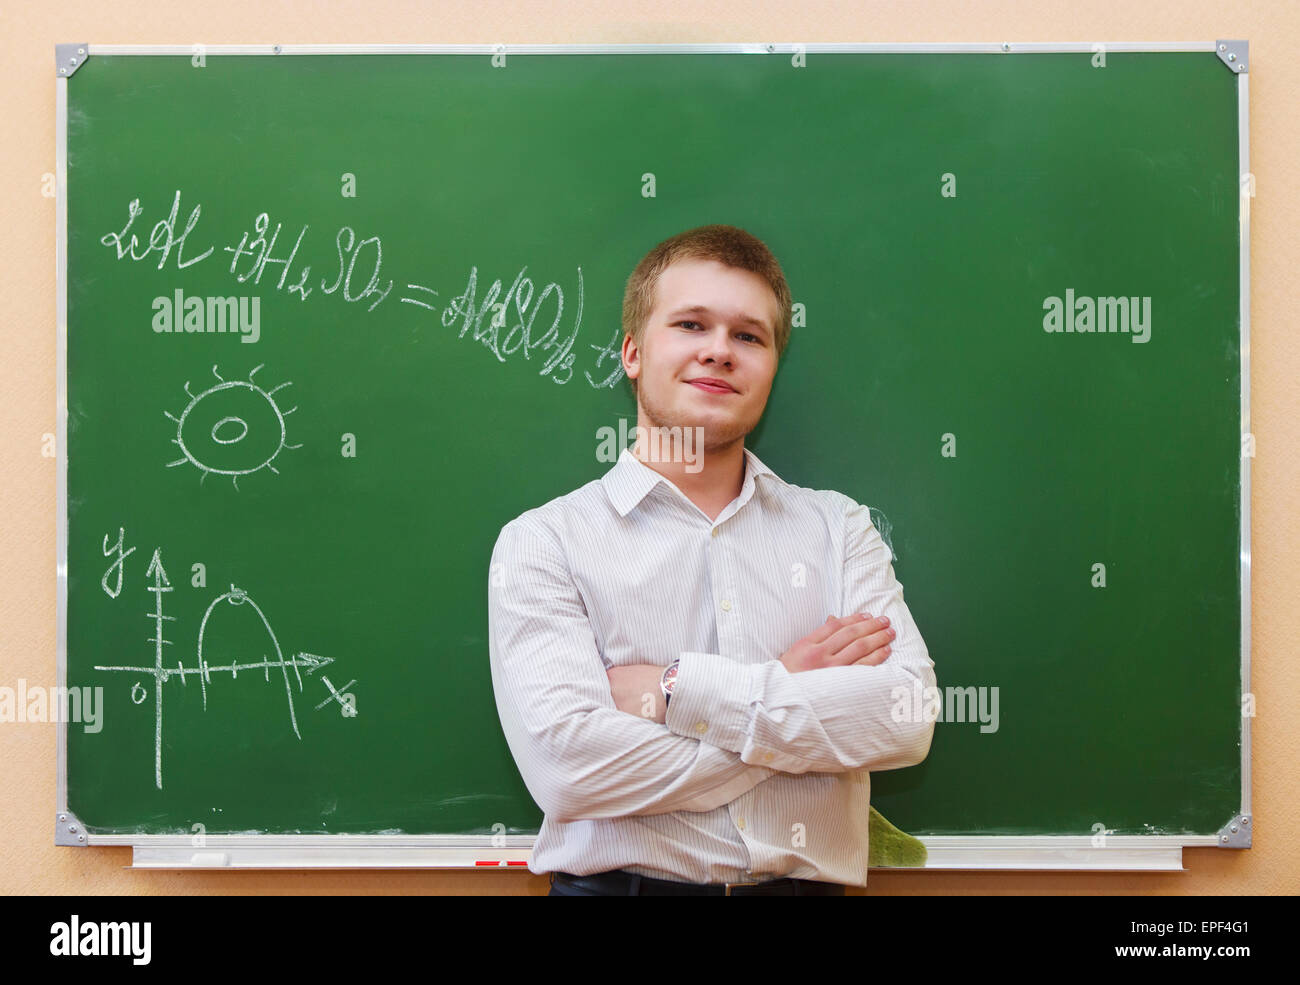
[314,675,358,717]
[164,364,300,488]
[100,527,136,599]
[99,190,213,270]
[100,190,626,387]
[94,546,354,788]
[586,327,627,389]
[319,226,394,311]
[404,264,583,385]
[869,507,897,561]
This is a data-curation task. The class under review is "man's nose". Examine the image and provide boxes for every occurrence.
[699,327,735,365]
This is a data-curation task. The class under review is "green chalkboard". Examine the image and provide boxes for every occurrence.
[58,46,1247,849]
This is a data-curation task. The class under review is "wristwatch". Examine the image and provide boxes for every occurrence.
[660,660,679,706]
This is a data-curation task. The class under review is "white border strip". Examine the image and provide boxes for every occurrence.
[85,42,1217,56]
[54,76,72,836]
[125,835,1199,870]
[917,837,1194,871]
[1238,71,1252,821]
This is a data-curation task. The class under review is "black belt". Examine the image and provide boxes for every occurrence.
[551,869,845,896]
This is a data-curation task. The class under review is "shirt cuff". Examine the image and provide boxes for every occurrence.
[664,650,754,753]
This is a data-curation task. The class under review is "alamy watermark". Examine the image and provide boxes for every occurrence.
[49,915,150,965]
[1042,289,1151,344]
[891,682,1000,733]
[0,680,103,733]
[596,418,704,473]
[152,288,261,343]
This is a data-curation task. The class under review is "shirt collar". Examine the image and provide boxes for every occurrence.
[602,443,780,518]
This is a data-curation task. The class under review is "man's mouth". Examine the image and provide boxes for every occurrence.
[686,378,737,394]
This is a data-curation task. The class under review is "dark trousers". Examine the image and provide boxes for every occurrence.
[548,869,846,896]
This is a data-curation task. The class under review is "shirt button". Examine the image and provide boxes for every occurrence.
[736,817,746,830]
[711,528,719,538]
[694,722,708,734]
[762,752,774,763]
[720,600,731,611]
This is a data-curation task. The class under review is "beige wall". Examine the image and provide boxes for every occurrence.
[2,1,1296,896]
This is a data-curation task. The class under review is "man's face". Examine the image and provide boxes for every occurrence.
[623,258,780,454]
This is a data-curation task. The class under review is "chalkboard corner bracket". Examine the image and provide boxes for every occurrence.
[1215,813,1251,848]
[1215,39,1248,75]
[55,809,88,846]
[55,43,90,79]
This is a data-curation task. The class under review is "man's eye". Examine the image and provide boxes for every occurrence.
[676,321,762,343]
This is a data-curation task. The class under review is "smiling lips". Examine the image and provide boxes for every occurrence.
[687,378,737,394]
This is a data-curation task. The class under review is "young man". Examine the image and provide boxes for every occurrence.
[488,225,936,896]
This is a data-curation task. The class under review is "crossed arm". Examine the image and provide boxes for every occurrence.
[487,497,936,824]
[615,496,936,775]
[488,518,777,823]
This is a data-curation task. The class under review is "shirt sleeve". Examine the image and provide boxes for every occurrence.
[487,516,778,823]
[664,492,937,774]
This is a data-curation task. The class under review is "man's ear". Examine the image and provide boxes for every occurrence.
[621,333,640,382]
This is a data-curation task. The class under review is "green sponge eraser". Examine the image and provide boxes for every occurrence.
[868,805,928,868]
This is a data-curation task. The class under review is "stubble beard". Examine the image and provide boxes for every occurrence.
[637,377,754,457]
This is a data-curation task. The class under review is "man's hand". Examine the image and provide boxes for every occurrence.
[779,613,894,673]
[607,616,892,718]
[607,664,667,724]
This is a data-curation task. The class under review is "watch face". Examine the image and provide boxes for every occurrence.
[662,663,678,693]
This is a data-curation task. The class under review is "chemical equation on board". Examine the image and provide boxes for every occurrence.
[165,364,300,489]
[94,534,357,789]
[99,189,626,388]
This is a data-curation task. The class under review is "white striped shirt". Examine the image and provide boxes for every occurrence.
[487,444,936,886]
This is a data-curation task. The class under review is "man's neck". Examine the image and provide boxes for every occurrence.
[631,429,746,523]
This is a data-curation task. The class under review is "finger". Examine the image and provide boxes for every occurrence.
[806,614,859,646]
[808,612,876,646]
[852,644,892,667]
[825,626,893,667]
[824,616,890,657]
